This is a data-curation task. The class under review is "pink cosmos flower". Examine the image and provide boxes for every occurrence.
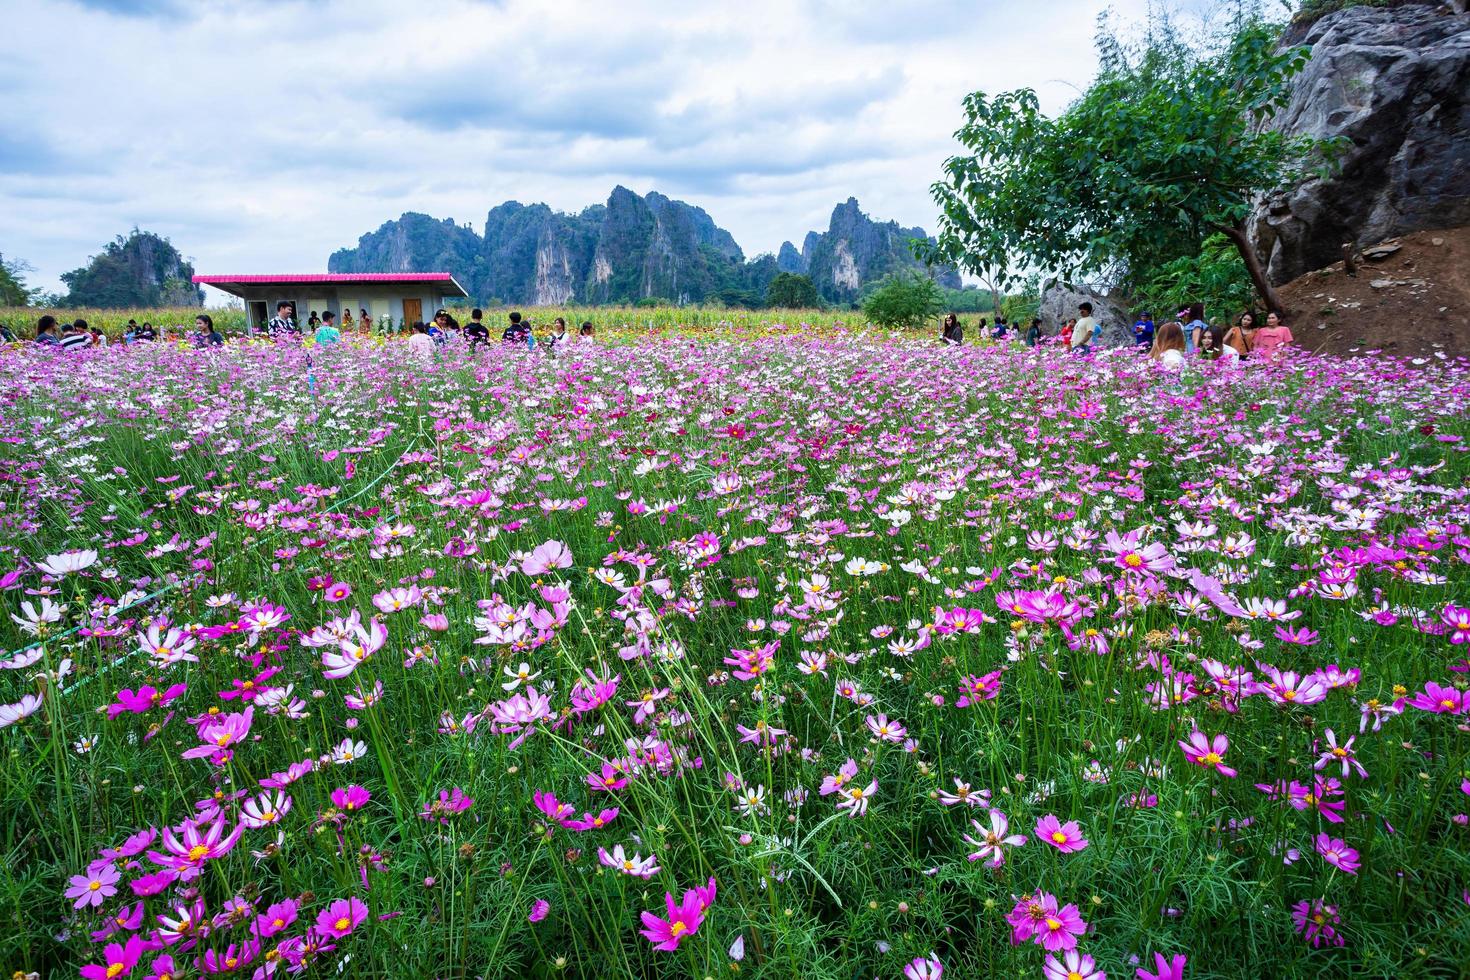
[1314,834,1361,875]
[1044,949,1105,980]
[533,789,576,826]
[564,807,620,831]
[599,845,661,878]
[1178,731,1237,777]
[66,862,121,909]
[904,952,944,979]
[528,899,550,923]
[1314,729,1368,779]
[522,540,573,576]
[639,888,706,951]
[835,778,878,818]
[181,706,254,763]
[147,812,243,879]
[254,899,299,938]
[1036,814,1089,853]
[420,787,474,823]
[315,896,367,938]
[324,581,353,602]
[1135,952,1187,980]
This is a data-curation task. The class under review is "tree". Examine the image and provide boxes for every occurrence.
[765,272,820,309]
[61,229,203,308]
[922,15,1336,315]
[861,272,942,330]
[0,253,36,307]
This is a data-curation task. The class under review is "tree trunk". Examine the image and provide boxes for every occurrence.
[1217,223,1285,316]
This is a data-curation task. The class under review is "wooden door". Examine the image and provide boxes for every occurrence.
[402,298,422,326]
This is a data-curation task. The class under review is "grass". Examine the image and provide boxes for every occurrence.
[1,331,1467,978]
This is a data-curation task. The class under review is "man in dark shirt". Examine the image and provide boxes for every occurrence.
[501,310,530,344]
[1132,312,1155,347]
[266,301,296,339]
[464,307,490,347]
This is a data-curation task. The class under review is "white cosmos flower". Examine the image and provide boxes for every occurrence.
[36,550,99,577]
[0,693,43,727]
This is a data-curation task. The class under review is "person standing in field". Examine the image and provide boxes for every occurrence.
[464,308,490,348]
[315,310,342,346]
[1070,302,1099,352]
[1024,317,1042,347]
[1250,311,1294,361]
[359,309,371,335]
[545,316,570,354]
[991,316,1009,341]
[407,320,434,359]
[195,314,223,347]
[578,321,595,343]
[1132,311,1154,348]
[502,311,530,345]
[0,322,16,343]
[266,302,295,339]
[941,313,963,345]
[1185,303,1209,355]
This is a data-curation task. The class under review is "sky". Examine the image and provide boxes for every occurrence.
[1,0,1153,303]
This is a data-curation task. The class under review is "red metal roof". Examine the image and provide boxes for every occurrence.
[192,273,467,297]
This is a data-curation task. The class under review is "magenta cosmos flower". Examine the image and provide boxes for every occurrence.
[1292,899,1344,948]
[1178,731,1237,777]
[1007,892,1087,951]
[80,934,145,980]
[528,899,550,923]
[324,581,353,602]
[315,896,368,938]
[331,785,372,811]
[639,887,707,951]
[1036,814,1089,853]
[1135,952,1187,980]
[1314,834,1361,875]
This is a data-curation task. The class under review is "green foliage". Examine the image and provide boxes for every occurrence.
[1000,274,1043,325]
[765,272,821,309]
[0,253,36,307]
[1136,233,1257,322]
[923,11,1335,309]
[61,229,203,308]
[861,272,943,330]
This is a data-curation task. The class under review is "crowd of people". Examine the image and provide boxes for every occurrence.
[9,307,599,356]
[939,300,1295,364]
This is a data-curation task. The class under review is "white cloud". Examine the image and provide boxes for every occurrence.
[0,0,1147,296]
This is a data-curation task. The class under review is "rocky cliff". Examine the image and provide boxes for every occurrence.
[331,188,955,306]
[1248,4,1470,284]
[778,199,962,304]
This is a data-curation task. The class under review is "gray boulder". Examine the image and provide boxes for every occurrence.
[1037,284,1133,348]
[1247,5,1470,284]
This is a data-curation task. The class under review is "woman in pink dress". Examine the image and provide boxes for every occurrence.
[1250,311,1293,361]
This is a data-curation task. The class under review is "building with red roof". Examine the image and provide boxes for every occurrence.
[192,273,468,333]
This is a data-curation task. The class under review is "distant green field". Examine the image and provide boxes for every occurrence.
[0,304,991,342]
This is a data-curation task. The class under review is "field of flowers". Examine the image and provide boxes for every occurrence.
[2,333,1468,979]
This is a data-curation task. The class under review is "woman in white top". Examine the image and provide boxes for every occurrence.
[1151,321,1187,368]
[406,321,435,359]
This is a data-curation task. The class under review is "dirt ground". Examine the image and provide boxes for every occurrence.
[1276,226,1470,358]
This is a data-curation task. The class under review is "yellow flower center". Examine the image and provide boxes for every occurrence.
[89,880,102,891]
[1051,831,1068,844]
[1124,554,1143,568]
[187,844,210,862]
[670,921,687,937]
[335,916,351,931]
[1203,752,1222,765]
